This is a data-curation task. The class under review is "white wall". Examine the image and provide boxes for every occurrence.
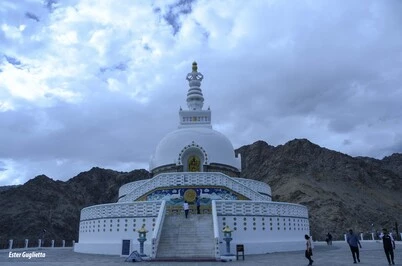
[79,217,156,243]
[217,215,310,254]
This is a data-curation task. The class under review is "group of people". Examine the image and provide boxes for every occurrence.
[346,228,396,265]
[305,228,396,265]
[183,198,397,265]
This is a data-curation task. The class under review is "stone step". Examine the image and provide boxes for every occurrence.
[158,244,213,249]
[157,251,215,256]
[156,214,215,259]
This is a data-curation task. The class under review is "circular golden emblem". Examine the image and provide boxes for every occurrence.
[184,189,197,203]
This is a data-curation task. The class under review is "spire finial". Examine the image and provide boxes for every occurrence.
[185,61,204,110]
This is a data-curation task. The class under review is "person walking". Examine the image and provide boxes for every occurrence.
[379,228,395,265]
[304,234,314,266]
[196,197,201,214]
[326,232,333,245]
[183,201,189,218]
[347,229,362,264]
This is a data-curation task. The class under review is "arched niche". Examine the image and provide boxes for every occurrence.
[179,142,208,172]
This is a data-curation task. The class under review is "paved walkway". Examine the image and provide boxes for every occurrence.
[0,241,400,266]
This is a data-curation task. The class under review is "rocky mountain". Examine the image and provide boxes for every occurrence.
[0,168,150,242]
[0,139,401,243]
[236,139,402,240]
[0,185,19,192]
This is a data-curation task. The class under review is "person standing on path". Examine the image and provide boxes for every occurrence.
[379,228,395,265]
[183,201,189,218]
[347,229,362,264]
[196,197,201,214]
[304,235,314,266]
[326,232,333,245]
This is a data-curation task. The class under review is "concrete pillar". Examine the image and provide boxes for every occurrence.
[51,240,54,248]
[371,233,374,240]
[62,240,65,247]
[344,234,347,241]
[360,233,363,240]
[8,239,13,249]
[25,239,29,248]
[38,239,42,248]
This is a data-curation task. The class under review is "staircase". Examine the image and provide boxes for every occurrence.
[156,213,216,260]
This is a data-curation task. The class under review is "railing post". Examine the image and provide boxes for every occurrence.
[25,239,29,248]
[62,240,65,247]
[38,239,42,248]
[8,239,13,249]
[360,233,363,240]
[51,240,55,248]
[344,234,347,241]
[72,240,75,247]
[371,233,374,240]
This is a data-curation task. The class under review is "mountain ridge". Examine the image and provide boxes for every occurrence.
[0,139,401,242]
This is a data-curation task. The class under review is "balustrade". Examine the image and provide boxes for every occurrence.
[120,172,270,203]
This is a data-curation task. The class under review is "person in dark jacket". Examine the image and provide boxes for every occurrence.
[346,229,362,264]
[196,197,201,214]
[326,232,333,245]
[379,228,395,265]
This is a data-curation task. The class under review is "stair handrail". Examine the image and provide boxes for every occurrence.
[121,172,268,203]
[150,200,167,259]
[211,200,221,260]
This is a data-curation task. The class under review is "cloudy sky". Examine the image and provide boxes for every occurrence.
[1,0,401,186]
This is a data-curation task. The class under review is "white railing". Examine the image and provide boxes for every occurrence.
[214,200,309,218]
[235,177,272,199]
[80,201,162,221]
[3,239,73,250]
[119,180,149,198]
[120,172,268,203]
[119,177,271,200]
[211,200,221,259]
[150,200,167,259]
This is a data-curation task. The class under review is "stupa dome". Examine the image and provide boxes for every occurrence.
[149,127,241,172]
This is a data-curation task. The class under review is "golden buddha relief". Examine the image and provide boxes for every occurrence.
[188,155,200,172]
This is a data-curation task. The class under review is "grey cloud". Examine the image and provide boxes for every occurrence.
[4,55,21,66]
[164,0,196,35]
[1,0,402,185]
[25,12,40,22]
[343,139,352,146]
[0,161,7,172]
[99,62,128,73]
[43,0,58,12]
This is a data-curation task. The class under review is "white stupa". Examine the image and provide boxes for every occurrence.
[74,62,310,260]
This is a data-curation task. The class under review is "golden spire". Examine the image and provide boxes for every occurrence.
[192,61,197,72]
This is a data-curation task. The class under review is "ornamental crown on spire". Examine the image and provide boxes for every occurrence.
[186,62,204,82]
[185,61,204,111]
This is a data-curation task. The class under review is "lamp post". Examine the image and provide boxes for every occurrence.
[222,225,233,256]
[137,225,148,257]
